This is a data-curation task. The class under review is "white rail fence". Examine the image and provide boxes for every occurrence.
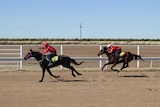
[0,45,160,70]
[0,45,23,70]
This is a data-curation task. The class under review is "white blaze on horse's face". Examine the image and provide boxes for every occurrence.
[28,51,32,57]
[24,51,32,60]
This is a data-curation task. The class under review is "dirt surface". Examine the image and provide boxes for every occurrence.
[0,70,160,107]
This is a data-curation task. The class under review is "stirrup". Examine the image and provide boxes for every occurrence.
[48,63,53,66]
[119,57,123,61]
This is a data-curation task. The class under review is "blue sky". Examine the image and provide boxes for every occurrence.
[0,0,160,39]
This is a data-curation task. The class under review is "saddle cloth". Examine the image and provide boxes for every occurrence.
[51,56,58,62]
[120,52,125,57]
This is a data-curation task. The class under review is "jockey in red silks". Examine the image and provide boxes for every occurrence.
[39,41,57,66]
[107,44,122,61]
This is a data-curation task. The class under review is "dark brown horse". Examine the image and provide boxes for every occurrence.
[24,49,84,82]
[97,46,143,72]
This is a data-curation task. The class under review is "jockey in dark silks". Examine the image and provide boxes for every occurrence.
[39,41,57,66]
[107,44,122,62]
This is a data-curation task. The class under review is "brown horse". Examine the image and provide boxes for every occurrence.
[97,46,143,72]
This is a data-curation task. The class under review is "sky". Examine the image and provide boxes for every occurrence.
[0,0,160,39]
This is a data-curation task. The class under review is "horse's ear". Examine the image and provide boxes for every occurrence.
[29,49,32,52]
[103,46,107,50]
[102,46,106,49]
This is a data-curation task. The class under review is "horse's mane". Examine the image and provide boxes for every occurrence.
[30,49,42,55]
[33,51,41,54]
[102,46,113,56]
[102,46,108,51]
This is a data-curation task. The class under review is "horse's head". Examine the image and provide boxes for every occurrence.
[24,49,42,60]
[97,46,108,56]
[24,49,33,60]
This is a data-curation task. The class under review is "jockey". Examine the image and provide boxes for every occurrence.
[107,44,122,61]
[39,41,57,66]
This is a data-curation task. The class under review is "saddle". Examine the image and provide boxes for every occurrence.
[120,52,126,57]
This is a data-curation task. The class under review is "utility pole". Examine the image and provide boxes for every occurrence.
[80,23,82,39]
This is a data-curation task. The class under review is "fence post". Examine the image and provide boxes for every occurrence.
[60,45,63,55]
[150,60,153,70]
[99,45,102,69]
[19,45,23,70]
[137,45,140,68]
[60,45,63,69]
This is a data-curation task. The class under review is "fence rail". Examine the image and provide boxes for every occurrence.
[0,57,160,70]
[1,57,160,61]
[0,45,22,70]
[0,45,160,70]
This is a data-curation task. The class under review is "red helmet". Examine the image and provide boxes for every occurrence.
[107,44,111,48]
[43,41,49,47]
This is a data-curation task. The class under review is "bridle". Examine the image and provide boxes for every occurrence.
[24,50,32,60]
[98,47,108,55]
[98,47,114,59]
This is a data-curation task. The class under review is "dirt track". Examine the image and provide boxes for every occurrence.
[0,70,160,107]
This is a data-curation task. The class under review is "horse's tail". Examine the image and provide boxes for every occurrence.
[70,58,85,65]
[133,54,143,61]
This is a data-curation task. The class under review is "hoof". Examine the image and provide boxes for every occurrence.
[57,77,64,81]
[78,73,83,75]
[117,71,120,73]
[55,76,60,78]
[38,80,43,82]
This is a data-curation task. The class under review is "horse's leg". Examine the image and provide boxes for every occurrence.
[124,58,129,68]
[123,61,129,70]
[68,66,76,77]
[70,66,82,76]
[46,68,60,78]
[101,62,112,71]
[39,68,45,82]
[69,66,82,77]
[71,69,76,77]
[120,62,126,71]
[125,62,129,68]
[63,64,82,77]
[123,53,131,69]
[61,61,80,77]
[120,58,129,70]
[111,63,120,73]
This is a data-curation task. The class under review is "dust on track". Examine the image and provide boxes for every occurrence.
[0,70,160,107]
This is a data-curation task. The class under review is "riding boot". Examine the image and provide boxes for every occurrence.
[48,62,53,66]
[119,57,123,61]
[115,56,119,63]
